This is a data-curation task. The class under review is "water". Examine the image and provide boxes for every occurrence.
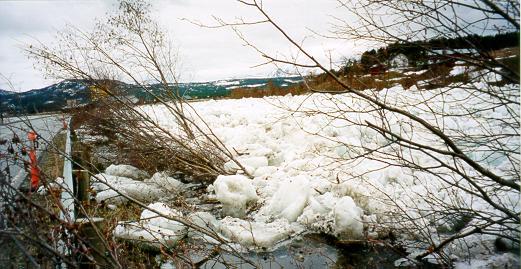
[157,234,408,269]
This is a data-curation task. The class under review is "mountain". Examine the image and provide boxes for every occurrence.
[0,80,90,114]
[0,77,302,115]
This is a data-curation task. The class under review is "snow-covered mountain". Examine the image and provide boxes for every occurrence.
[0,77,303,114]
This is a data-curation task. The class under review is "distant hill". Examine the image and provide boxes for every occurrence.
[0,77,302,115]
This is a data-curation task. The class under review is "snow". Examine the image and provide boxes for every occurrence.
[105,164,150,180]
[213,80,240,86]
[213,175,259,217]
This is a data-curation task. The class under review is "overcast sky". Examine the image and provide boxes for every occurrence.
[0,0,369,92]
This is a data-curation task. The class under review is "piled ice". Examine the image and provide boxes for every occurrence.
[114,203,187,247]
[105,164,150,180]
[92,165,185,205]
[114,202,303,252]
[131,80,518,263]
[261,176,311,222]
[213,175,258,217]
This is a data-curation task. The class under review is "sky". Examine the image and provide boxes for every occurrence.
[0,0,367,92]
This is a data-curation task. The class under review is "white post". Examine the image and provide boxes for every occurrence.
[60,120,75,221]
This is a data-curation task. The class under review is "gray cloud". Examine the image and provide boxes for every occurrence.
[0,0,359,90]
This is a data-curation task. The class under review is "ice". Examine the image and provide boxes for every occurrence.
[332,178,386,214]
[223,156,269,174]
[450,66,467,76]
[105,164,150,181]
[213,175,258,217]
[296,192,337,234]
[253,166,278,177]
[333,196,364,239]
[144,172,185,191]
[136,81,519,261]
[141,203,187,232]
[218,217,303,250]
[262,176,310,222]
[92,173,165,204]
[454,253,519,269]
[114,222,186,247]
[95,189,128,204]
[186,211,221,241]
[114,203,187,247]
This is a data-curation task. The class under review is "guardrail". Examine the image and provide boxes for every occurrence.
[60,119,75,222]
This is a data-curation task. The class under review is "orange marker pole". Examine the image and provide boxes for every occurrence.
[27,131,40,192]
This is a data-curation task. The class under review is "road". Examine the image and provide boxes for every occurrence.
[0,114,66,189]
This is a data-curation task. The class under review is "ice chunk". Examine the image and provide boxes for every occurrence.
[114,222,186,247]
[332,179,384,214]
[333,196,364,239]
[145,172,185,191]
[218,217,303,250]
[105,164,150,180]
[141,203,187,233]
[450,66,467,76]
[214,175,258,218]
[264,176,310,222]
[297,192,337,231]
[186,212,221,243]
[95,189,128,204]
[114,203,188,247]
[92,173,165,204]
[253,166,278,177]
[223,156,269,174]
